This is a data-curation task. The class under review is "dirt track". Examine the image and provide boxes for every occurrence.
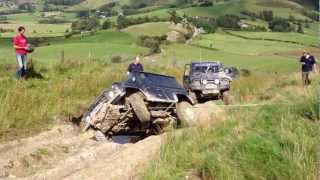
[0,102,223,180]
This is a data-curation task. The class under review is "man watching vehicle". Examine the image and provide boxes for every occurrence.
[127,56,144,75]
[13,26,32,80]
[300,50,318,86]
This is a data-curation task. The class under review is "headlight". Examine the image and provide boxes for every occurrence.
[214,79,220,84]
[108,91,115,98]
[202,79,208,84]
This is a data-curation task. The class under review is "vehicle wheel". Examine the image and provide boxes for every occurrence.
[176,101,197,126]
[128,92,151,124]
[189,91,198,104]
[222,91,231,105]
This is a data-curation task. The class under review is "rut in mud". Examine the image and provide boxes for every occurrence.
[0,102,223,180]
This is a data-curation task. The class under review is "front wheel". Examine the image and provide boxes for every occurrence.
[128,92,151,125]
[176,101,197,126]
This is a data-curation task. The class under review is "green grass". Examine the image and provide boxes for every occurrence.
[0,30,148,65]
[228,31,319,47]
[148,31,305,73]
[67,0,114,11]
[0,22,70,37]
[123,22,171,37]
[143,75,320,180]
[126,0,310,20]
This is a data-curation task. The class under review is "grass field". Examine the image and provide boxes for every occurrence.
[123,22,171,37]
[0,1,319,179]
[127,0,311,20]
[144,82,320,179]
[228,31,319,47]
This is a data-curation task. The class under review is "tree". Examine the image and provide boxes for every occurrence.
[102,19,112,29]
[76,10,90,18]
[260,10,273,22]
[116,15,128,29]
[217,15,240,29]
[297,23,304,33]
[71,17,100,32]
[168,10,181,25]
[269,18,293,32]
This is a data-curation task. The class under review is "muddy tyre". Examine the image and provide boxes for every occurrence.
[222,91,231,105]
[176,101,197,126]
[128,92,151,124]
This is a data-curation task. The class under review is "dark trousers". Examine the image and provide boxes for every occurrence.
[302,71,311,86]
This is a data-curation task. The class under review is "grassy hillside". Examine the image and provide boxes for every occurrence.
[144,74,320,180]
[127,0,314,20]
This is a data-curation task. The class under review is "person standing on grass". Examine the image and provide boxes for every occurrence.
[13,26,29,79]
[300,50,318,86]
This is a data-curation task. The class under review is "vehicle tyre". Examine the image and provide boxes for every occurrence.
[189,91,198,104]
[222,91,231,105]
[176,101,197,126]
[128,92,151,124]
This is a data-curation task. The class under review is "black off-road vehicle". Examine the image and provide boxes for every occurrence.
[80,72,196,140]
[183,61,238,105]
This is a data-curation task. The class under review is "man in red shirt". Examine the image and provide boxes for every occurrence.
[13,26,28,79]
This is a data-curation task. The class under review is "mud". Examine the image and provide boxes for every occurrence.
[0,103,224,180]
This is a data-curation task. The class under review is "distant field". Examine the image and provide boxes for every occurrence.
[0,22,70,37]
[68,0,114,11]
[122,22,187,37]
[228,31,319,47]
[123,22,170,36]
[0,30,148,65]
[127,0,310,20]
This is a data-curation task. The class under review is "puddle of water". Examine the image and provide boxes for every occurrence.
[112,136,144,144]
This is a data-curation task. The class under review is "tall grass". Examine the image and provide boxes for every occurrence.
[0,60,125,141]
[143,74,320,180]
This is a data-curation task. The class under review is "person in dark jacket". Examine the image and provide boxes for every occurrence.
[300,50,318,86]
[127,56,144,74]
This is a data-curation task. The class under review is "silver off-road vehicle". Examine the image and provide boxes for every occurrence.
[183,61,238,105]
[80,72,196,140]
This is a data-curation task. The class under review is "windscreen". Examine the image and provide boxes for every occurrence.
[132,73,180,88]
[192,64,220,74]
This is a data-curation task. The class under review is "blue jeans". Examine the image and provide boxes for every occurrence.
[16,54,28,79]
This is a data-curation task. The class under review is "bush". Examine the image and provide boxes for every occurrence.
[297,23,304,33]
[137,35,163,54]
[111,56,122,63]
[269,18,294,32]
[188,16,217,33]
[301,10,319,22]
[217,15,240,29]
[0,28,13,33]
[38,18,70,24]
[0,16,7,21]
[260,10,274,22]
[116,15,168,29]
[71,17,100,32]
[102,19,112,29]
[44,0,84,6]
[76,10,89,18]
[168,10,182,25]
